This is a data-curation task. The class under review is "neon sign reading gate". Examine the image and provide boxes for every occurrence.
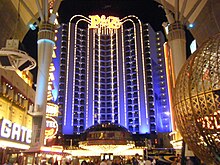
[89,15,121,29]
[0,118,32,144]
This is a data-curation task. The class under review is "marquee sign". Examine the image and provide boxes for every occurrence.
[45,116,58,139]
[89,15,121,29]
[0,118,32,144]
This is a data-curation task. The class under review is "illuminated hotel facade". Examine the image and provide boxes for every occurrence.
[0,69,34,163]
[55,15,172,135]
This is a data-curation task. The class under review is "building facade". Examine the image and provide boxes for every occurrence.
[0,69,35,163]
[55,15,172,135]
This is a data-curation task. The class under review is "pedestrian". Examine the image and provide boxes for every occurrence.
[13,161,18,165]
[152,158,156,165]
[125,159,132,165]
[186,157,194,165]
[54,160,59,165]
[132,157,137,165]
[144,159,151,165]
[100,159,107,165]
[3,160,8,165]
[81,160,88,165]
[106,159,112,165]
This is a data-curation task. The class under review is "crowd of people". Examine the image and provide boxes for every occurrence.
[3,153,200,165]
[79,154,166,165]
[77,154,202,165]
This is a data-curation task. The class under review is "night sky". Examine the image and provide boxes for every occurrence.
[58,0,166,31]
[22,0,192,83]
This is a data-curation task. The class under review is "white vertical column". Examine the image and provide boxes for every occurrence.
[167,22,186,79]
[34,23,55,146]
[161,0,187,150]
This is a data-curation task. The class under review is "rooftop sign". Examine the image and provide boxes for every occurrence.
[89,15,121,29]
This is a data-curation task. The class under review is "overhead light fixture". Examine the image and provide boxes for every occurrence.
[0,0,36,71]
[0,39,36,71]
[29,23,37,30]
[188,23,195,29]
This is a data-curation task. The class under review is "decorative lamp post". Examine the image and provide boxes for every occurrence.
[33,0,62,147]
[174,33,220,164]
[18,0,62,147]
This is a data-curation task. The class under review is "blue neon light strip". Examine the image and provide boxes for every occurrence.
[38,39,55,45]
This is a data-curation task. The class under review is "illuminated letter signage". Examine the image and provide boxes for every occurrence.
[89,15,121,29]
[45,116,58,139]
[0,119,32,144]
[197,110,220,130]
[46,103,59,117]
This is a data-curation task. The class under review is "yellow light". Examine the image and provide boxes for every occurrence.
[0,140,30,150]
[49,63,55,72]
[89,15,100,28]
[79,141,135,154]
[45,116,58,139]
[197,110,220,129]
[49,72,55,81]
[40,146,63,153]
[46,103,59,116]
[48,84,53,90]
[64,146,145,157]
[52,50,57,57]
[164,42,175,131]
[89,15,121,29]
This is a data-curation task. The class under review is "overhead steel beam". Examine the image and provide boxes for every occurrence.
[179,0,188,22]
[44,0,48,22]
[20,0,40,24]
[161,0,175,24]
[35,0,44,22]
[175,0,179,21]
[184,0,202,24]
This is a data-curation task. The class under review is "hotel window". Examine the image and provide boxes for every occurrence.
[74,127,78,132]
[80,120,84,125]
[74,119,78,124]
[149,110,155,116]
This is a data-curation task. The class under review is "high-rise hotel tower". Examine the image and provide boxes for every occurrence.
[55,15,172,135]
